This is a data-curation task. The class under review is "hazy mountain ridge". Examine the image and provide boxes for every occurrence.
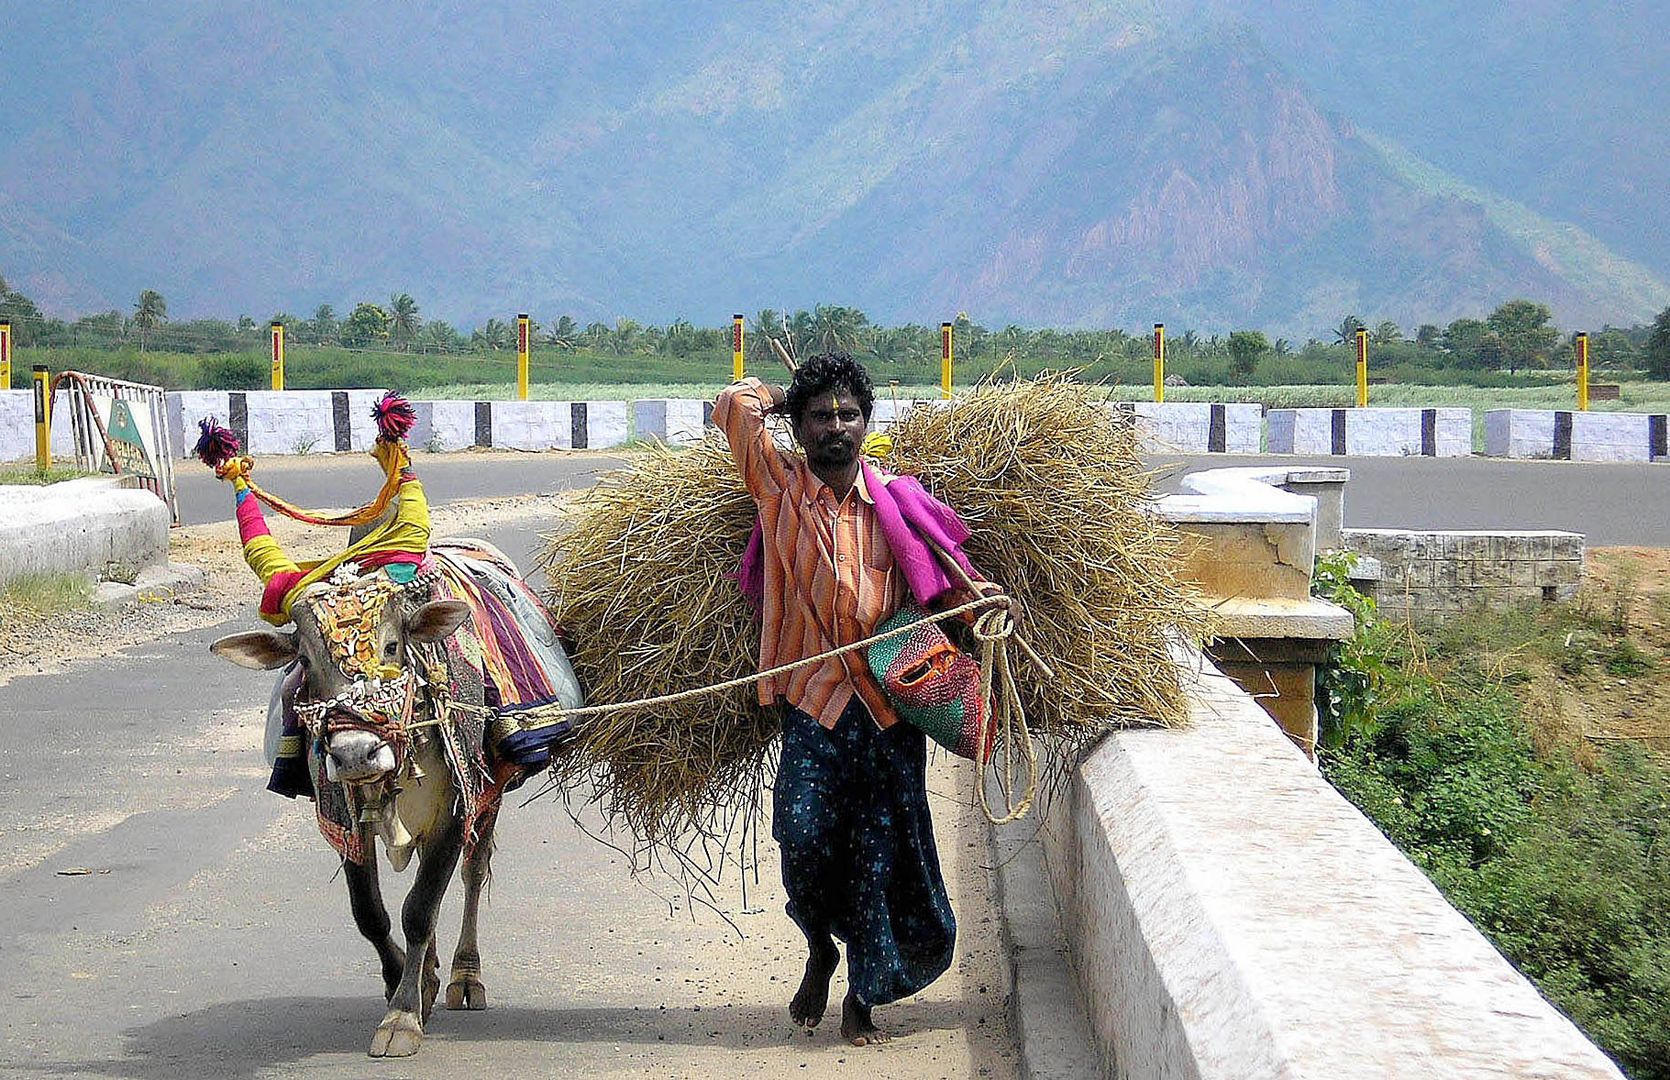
[0,0,1664,336]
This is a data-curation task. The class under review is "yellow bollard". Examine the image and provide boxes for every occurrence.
[0,319,12,389]
[940,322,953,400]
[517,313,531,401]
[732,313,745,382]
[32,365,50,471]
[269,321,285,391]
[1575,331,1590,412]
[1153,323,1165,404]
[1355,327,1369,407]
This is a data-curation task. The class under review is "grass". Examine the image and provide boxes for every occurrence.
[0,573,94,629]
[0,465,94,485]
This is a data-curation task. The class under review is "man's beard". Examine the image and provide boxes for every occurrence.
[807,435,857,471]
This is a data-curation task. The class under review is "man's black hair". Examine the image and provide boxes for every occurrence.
[779,351,875,423]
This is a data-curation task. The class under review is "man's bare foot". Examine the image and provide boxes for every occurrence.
[789,938,840,1028]
[841,992,891,1046]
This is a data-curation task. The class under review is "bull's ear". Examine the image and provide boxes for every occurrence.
[407,600,471,643]
[210,630,298,670]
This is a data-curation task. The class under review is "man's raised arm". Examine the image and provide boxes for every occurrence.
[714,377,790,498]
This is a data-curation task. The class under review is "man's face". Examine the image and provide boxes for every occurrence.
[793,387,868,473]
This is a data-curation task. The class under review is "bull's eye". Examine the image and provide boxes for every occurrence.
[383,641,399,658]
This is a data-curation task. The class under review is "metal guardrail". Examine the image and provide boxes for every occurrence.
[52,370,180,525]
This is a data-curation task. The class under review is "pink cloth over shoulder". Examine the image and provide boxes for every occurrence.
[735,459,980,610]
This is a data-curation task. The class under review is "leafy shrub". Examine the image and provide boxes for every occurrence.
[1312,551,1391,748]
[1324,623,1670,1078]
[193,351,268,390]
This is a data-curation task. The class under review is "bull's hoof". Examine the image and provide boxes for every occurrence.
[446,976,488,1011]
[369,1010,423,1058]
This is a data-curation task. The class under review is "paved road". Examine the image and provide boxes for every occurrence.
[0,508,1015,1078]
[1152,454,1670,546]
[174,449,1670,547]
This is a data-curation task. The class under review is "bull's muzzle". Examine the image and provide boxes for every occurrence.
[325,728,398,783]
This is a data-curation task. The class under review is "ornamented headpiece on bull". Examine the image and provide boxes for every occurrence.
[195,392,432,626]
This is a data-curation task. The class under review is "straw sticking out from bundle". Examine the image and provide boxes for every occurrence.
[537,374,1206,860]
[535,441,774,856]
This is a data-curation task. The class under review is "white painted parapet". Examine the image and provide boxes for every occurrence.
[633,398,710,446]
[163,393,632,456]
[1110,401,1261,453]
[0,476,171,586]
[0,390,33,462]
[1485,408,1670,462]
[1268,406,1471,456]
[1042,647,1625,1079]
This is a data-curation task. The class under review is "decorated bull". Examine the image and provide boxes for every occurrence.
[198,395,580,1057]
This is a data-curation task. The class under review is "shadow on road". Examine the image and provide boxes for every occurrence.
[17,995,987,1077]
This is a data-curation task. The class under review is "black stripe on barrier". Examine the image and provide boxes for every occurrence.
[1650,414,1668,459]
[571,402,588,450]
[331,391,351,452]
[1113,402,1136,430]
[1553,410,1572,460]
[1208,404,1226,452]
[1330,409,1346,455]
[702,401,715,428]
[229,392,249,449]
[474,401,492,448]
[1420,408,1437,456]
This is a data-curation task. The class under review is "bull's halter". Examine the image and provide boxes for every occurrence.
[292,575,419,766]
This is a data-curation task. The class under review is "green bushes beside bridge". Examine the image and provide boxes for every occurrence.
[1320,580,1670,1079]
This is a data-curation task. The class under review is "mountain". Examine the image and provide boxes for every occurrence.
[0,0,1665,337]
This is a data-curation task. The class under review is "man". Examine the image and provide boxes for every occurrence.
[715,352,985,1047]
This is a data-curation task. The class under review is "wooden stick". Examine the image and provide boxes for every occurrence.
[769,337,798,374]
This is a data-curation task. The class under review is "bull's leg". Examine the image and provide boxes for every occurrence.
[446,808,496,1011]
[369,818,464,1058]
[343,831,405,1001]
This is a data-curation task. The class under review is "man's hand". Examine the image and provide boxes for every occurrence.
[765,384,786,409]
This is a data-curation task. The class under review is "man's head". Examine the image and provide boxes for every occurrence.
[779,352,874,475]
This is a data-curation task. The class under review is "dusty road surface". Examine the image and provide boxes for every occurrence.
[0,483,1019,1079]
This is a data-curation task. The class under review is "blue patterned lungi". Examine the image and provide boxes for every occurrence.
[773,698,956,1007]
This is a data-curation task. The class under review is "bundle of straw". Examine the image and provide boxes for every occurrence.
[537,374,1204,855]
[882,375,1206,742]
[535,440,776,854]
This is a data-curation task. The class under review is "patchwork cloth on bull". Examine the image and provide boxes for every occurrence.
[196,393,582,864]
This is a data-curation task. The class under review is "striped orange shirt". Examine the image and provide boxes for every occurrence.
[715,378,905,730]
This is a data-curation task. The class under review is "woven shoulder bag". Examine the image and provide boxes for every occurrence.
[867,603,992,760]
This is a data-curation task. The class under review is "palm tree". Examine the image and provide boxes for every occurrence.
[1332,315,1365,346]
[388,293,421,350]
[472,318,511,352]
[546,315,578,348]
[133,289,167,352]
[810,304,870,354]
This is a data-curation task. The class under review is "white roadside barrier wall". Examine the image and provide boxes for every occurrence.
[1111,401,1261,453]
[1040,647,1624,1079]
[1268,406,1472,456]
[0,389,32,461]
[0,476,170,586]
[1485,408,1670,462]
[162,392,632,456]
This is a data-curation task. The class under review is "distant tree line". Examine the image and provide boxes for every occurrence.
[4,272,1670,382]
